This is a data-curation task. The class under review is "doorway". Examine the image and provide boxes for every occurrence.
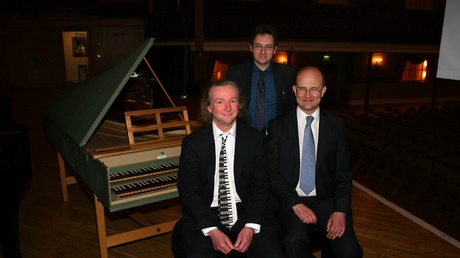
[62,31,89,83]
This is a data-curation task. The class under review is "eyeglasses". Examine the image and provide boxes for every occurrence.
[296,87,323,96]
[252,45,275,51]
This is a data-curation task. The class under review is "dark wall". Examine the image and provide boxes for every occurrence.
[0,19,145,90]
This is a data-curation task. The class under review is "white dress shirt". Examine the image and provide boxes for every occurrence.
[202,122,260,235]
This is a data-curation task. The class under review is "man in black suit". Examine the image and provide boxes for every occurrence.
[177,80,283,258]
[267,66,363,258]
[226,24,296,132]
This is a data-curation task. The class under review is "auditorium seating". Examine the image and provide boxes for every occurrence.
[338,102,460,229]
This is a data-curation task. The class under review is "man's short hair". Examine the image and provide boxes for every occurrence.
[250,24,278,46]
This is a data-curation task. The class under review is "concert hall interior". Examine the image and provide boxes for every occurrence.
[1,0,460,257]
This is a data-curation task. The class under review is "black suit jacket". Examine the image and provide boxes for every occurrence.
[177,121,270,231]
[226,61,297,117]
[267,108,353,214]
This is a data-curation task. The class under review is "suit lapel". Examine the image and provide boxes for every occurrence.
[233,124,246,182]
[272,63,282,94]
[200,124,218,185]
[287,110,301,176]
[317,110,330,163]
[243,62,254,100]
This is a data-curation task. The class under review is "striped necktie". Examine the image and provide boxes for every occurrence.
[218,134,234,229]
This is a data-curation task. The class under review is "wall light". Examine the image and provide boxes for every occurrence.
[421,60,428,81]
[280,56,287,64]
[274,52,288,64]
[372,54,383,65]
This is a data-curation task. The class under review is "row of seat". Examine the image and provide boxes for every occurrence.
[349,128,459,167]
[350,141,460,226]
[363,115,459,140]
[369,113,460,141]
[346,105,460,161]
[343,103,460,129]
[341,103,460,226]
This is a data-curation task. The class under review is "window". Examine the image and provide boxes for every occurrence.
[402,60,428,81]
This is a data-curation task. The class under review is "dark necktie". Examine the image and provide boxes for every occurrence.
[218,134,234,229]
[256,70,265,131]
[300,116,315,194]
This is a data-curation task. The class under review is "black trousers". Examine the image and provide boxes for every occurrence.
[175,209,284,258]
[277,197,363,258]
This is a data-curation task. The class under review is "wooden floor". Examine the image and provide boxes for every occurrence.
[3,87,460,258]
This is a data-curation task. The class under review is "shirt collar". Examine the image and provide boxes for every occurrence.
[212,121,237,141]
[296,107,320,124]
[254,62,272,74]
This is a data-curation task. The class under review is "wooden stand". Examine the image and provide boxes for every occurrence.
[58,152,76,202]
[58,153,179,257]
[94,195,178,258]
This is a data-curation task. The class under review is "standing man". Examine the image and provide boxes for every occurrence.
[177,80,283,258]
[267,66,363,258]
[226,24,297,132]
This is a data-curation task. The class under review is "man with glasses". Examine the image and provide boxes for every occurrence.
[226,24,296,132]
[266,66,363,258]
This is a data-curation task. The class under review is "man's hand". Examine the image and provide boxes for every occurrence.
[293,203,317,224]
[326,212,346,239]
[234,227,254,253]
[208,228,235,254]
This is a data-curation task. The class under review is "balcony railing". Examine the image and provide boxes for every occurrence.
[146,5,444,45]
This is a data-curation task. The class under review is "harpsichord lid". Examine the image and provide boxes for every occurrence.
[44,38,154,147]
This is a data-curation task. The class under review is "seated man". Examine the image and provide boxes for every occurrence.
[267,66,363,258]
[176,80,283,258]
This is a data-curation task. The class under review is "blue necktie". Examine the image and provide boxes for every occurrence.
[300,116,315,194]
[255,70,265,131]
